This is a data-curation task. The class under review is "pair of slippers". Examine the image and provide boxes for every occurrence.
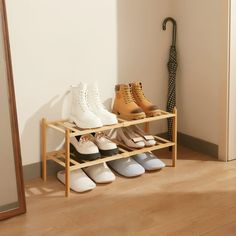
[57,152,165,192]
[57,162,115,192]
[109,152,165,177]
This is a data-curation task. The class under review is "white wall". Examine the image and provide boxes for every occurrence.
[6,0,173,166]
[228,0,236,160]
[118,0,229,158]
[117,0,172,133]
[6,0,118,165]
[5,0,230,166]
[171,0,229,146]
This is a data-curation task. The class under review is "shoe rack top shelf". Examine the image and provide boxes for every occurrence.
[45,110,176,137]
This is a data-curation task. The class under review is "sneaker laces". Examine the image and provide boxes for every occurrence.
[95,132,105,139]
[79,134,94,143]
[95,132,111,142]
[95,132,114,144]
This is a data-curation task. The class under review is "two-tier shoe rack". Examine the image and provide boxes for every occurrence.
[41,108,177,197]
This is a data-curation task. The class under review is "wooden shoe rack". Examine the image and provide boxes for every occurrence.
[41,108,177,197]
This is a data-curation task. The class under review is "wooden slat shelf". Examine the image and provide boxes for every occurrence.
[45,110,175,137]
[46,140,175,170]
[41,108,177,197]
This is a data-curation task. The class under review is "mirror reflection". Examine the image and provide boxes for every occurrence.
[0,9,19,212]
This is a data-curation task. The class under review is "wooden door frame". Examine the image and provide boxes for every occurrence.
[219,0,234,162]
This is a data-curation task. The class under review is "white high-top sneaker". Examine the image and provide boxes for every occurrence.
[87,83,118,126]
[70,83,103,129]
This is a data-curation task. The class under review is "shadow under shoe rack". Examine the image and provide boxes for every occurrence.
[41,108,177,197]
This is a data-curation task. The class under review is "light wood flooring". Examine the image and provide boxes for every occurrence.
[1,146,236,236]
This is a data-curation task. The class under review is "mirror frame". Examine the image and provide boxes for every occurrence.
[0,0,26,220]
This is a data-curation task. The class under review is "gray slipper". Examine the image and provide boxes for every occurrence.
[108,158,145,177]
[132,152,165,171]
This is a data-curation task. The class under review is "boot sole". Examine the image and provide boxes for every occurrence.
[146,110,161,117]
[69,116,102,129]
[112,110,146,121]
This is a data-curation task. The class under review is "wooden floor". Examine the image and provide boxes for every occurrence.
[1,146,236,236]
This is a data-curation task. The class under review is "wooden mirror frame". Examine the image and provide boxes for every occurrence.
[0,0,26,220]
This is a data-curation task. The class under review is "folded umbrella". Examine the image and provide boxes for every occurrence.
[163,17,178,141]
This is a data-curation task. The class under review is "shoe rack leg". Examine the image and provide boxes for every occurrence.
[144,122,150,133]
[65,129,70,197]
[41,118,47,181]
[172,108,177,167]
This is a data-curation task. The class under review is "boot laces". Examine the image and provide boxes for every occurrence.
[76,90,89,112]
[93,90,104,109]
[123,86,134,104]
[133,84,146,101]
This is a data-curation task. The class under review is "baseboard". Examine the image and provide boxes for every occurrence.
[23,132,218,181]
[159,132,218,158]
[177,132,218,158]
[23,160,63,182]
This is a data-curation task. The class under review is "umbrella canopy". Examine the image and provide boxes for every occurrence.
[163,17,178,141]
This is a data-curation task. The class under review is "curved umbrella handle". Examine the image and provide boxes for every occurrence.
[162,17,177,46]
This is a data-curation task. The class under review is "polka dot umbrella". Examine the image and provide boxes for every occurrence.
[163,17,178,141]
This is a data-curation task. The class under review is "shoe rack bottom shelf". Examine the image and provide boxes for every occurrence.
[41,108,177,197]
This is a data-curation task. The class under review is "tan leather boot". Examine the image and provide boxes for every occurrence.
[130,82,160,117]
[112,84,146,120]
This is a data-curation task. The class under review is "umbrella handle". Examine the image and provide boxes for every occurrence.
[162,17,177,46]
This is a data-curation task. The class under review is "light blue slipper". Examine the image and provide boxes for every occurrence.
[132,152,165,171]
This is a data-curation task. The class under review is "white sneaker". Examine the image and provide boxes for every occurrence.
[57,169,96,193]
[132,152,165,171]
[83,163,116,183]
[70,83,103,129]
[94,132,118,156]
[108,158,145,177]
[87,83,118,126]
[117,127,145,148]
[70,135,101,161]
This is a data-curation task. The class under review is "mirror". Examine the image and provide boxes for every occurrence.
[0,0,26,220]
